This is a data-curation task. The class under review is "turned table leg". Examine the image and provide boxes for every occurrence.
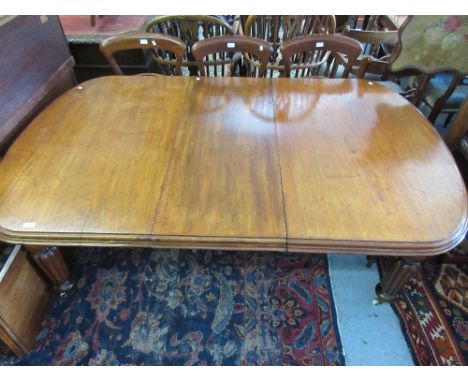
[374,256,425,304]
[26,246,74,293]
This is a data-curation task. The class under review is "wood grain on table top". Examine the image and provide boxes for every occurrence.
[272,78,467,254]
[152,78,286,250]
[0,76,466,255]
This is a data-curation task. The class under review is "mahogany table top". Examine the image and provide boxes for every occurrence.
[0,76,466,255]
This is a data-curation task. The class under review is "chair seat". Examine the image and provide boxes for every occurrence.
[377,80,404,94]
[360,72,383,82]
[317,65,404,94]
[351,64,405,94]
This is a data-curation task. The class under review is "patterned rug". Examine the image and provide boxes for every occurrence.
[379,247,468,366]
[0,248,344,365]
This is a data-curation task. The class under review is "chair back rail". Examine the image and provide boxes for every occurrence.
[281,34,363,78]
[343,27,399,58]
[347,16,399,31]
[192,35,273,77]
[100,32,186,75]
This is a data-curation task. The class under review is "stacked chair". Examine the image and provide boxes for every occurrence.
[192,35,273,77]
[145,15,235,75]
[100,15,359,79]
[242,15,336,77]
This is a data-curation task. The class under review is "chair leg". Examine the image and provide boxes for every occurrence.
[444,112,455,127]
[445,99,468,151]
[428,100,445,124]
[429,74,463,124]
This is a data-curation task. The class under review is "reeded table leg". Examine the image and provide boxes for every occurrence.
[27,246,74,293]
[374,256,425,304]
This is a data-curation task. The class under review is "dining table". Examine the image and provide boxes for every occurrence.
[0,75,466,302]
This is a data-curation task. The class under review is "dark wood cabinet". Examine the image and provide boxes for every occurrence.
[0,15,76,156]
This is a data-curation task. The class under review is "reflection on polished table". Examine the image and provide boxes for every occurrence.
[0,76,466,300]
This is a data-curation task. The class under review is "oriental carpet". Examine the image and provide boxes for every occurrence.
[379,246,468,366]
[0,248,344,365]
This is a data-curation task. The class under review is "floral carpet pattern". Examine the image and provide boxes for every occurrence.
[380,247,468,366]
[0,248,344,365]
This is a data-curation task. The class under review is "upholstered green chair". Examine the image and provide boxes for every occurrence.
[390,16,468,133]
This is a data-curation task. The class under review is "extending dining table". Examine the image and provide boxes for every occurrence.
[0,75,466,301]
